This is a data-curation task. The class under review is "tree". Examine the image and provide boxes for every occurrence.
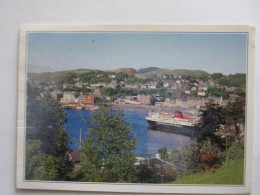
[169,138,223,177]
[211,73,224,80]
[198,100,226,149]
[199,100,225,134]
[101,87,117,97]
[25,139,48,180]
[79,107,138,182]
[25,84,74,181]
[223,97,245,143]
[158,147,169,161]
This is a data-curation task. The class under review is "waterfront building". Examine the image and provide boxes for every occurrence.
[84,94,95,105]
[138,95,154,105]
[197,91,206,96]
[60,91,76,103]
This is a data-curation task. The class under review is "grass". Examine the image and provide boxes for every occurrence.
[171,159,244,185]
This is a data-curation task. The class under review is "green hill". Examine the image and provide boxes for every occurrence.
[112,68,137,75]
[151,69,209,77]
[28,69,96,82]
[27,72,53,81]
[136,67,209,78]
[171,159,244,185]
[27,67,210,82]
[138,67,160,74]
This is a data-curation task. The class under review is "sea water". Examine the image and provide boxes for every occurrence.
[64,109,191,157]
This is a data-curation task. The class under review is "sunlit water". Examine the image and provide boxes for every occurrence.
[64,109,191,157]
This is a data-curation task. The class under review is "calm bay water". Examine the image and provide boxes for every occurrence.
[64,109,191,157]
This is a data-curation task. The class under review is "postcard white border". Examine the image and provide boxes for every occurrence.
[17,25,255,194]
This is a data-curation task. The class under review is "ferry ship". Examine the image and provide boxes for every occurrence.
[145,111,201,137]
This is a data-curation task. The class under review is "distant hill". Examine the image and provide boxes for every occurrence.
[137,67,209,77]
[27,67,210,82]
[28,69,97,82]
[27,72,53,81]
[112,68,137,76]
[137,67,160,74]
[168,69,209,77]
[63,68,96,73]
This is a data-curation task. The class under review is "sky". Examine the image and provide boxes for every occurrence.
[27,32,248,74]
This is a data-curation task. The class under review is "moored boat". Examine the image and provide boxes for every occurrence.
[145,111,201,137]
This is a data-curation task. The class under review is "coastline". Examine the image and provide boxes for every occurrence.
[111,103,157,112]
[110,103,199,117]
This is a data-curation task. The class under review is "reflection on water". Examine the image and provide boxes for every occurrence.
[64,109,191,157]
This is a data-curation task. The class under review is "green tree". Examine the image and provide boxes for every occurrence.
[169,138,223,177]
[225,142,244,162]
[26,84,74,181]
[211,73,224,80]
[223,97,245,143]
[217,73,246,88]
[25,139,48,180]
[158,147,169,161]
[101,87,117,97]
[79,107,138,182]
[198,100,226,149]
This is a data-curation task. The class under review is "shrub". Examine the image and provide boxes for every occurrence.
[169,138,224,177]
[225,142,244,162]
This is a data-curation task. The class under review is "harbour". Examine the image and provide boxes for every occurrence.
[64,109,192,157]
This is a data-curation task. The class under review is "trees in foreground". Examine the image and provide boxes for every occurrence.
[78,107,137,182]
[166,96,246,179]
[25,83,245,183]
[25,84,74,181]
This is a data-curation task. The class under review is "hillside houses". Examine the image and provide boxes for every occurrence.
[28,69,245,112]
[59,91,97,109]
[135,73,157,79]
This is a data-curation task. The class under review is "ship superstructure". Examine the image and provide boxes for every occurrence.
[145,111,201,137]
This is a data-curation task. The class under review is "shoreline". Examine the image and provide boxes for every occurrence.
[63,103,200,118]
[111,103,158,112]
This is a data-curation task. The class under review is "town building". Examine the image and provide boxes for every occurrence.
[60,91,76,103]
[135,73,157,79]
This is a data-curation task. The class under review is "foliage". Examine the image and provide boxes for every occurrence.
[115,72,128,82]
[135,164,161,183]
[25,84,74,181]
[25,139,48,180]
[225,142,244,162]
[135,160,177,183]
[217,73,246,88]
[199,100,226,144]
[156,82,163,88]
[169,138,223,177]
[101,87,117,97]
[80,71,112,84]
[200,151,221,172]
[171,159,244,185]
[222,97,245,143]
[139,88,158,95]
[126,75,154,84]
[158,147,169,161]
[211,73,224,80]
[79,107,137,182]
[207,86,229,100]
[64,87,93,93]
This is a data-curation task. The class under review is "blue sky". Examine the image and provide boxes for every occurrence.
[27,32,247,74]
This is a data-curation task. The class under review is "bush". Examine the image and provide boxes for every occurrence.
[225,142,244,162]
[135,161,177,183]
[169,138,224,177]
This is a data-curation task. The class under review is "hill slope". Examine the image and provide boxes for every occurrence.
[137,67,160,74]
[111,68,137,75]
[27,67,210,81]
[171,159,244,185]
[136,67,209,77]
